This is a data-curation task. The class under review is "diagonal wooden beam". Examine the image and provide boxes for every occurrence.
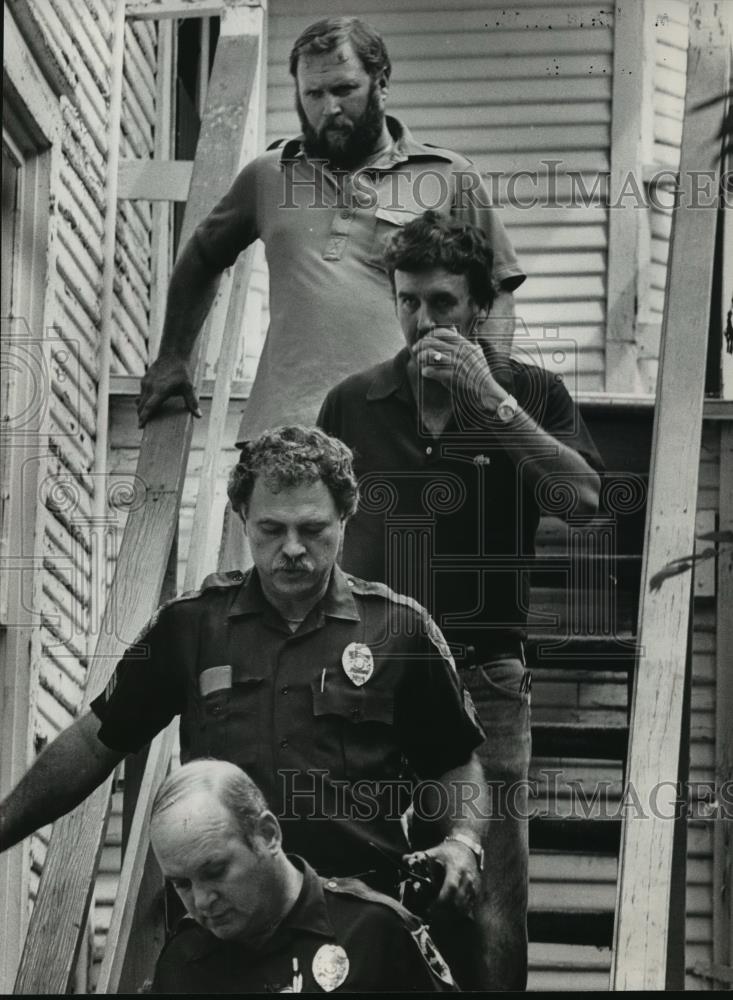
[610,2,731,990]
[13,20,261,995]
[96,11,264,978]
[118,158,193,201]
[127,0,261,19]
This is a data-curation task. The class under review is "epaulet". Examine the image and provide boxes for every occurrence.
[348,576,423,614]
[199,569,247,591]
[347,578,456,672]
[128,571,246,646]
[322,875,421,930]
[322,878,456,988]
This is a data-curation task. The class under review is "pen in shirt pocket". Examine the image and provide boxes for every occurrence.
[321,668,326,692]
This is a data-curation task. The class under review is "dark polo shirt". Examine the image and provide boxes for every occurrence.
[192,115,525,442]
[91,566,484,877]
[152,857,456,993]
[318,348,604,664]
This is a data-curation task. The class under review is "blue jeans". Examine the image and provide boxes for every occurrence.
[429,655,532,991]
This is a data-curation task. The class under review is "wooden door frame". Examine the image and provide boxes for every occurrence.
[0,6,63,991]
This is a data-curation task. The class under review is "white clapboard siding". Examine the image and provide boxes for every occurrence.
[528,943,611,991]
[247,0,615,390]
[19,2,157,982]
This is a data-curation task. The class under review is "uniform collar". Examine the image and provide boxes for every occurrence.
[278,115,453,169]
[320,565,362,621]
[228,566,360,623]
[277,856,335,939]
[181,858,333,963]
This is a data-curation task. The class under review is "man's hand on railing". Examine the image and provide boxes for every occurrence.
[137,354,202,428]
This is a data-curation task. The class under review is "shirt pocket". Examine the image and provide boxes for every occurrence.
[196,669,265,767]
[310,678,400,781]
[369,205,422,270]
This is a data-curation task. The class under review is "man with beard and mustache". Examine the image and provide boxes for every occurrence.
[136,16,525,444]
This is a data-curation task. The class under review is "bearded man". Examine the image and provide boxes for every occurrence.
[137,16,525,440]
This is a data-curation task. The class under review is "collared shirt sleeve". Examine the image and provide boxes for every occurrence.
[450,164,525,292]
[192,157,262,271]
[396,610,486,778]
[530,369,605,473]
[316,387,339,437]
[375,912,458,991]
[89,605,185,754]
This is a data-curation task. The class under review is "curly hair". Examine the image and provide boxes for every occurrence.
[227,426,359,519]
[289,17,391,82]
[383,210,496,312]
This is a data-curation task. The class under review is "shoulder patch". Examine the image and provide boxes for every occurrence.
[424,615,457,673]
[411,924,456,987]
[463,688,482,729]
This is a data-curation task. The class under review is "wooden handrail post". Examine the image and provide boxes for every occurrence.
[95,5,265,992]
[13,11,263,993]
[610,2,731,989]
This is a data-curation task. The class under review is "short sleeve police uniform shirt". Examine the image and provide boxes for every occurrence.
[91,567,484,876]
[151,858,456,993]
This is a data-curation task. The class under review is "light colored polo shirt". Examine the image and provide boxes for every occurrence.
[193,116,525,443]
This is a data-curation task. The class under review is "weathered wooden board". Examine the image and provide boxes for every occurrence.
[127,0,261,18]
[118,158,192,202]
[713,423,733,978]
[14,26,261,995]
[96,13,263,987]
[610,2,731,989]
[605,0,655,393]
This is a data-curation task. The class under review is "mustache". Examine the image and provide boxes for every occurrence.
[323,115,352,130]
[295,80,385,171]
[274,558,313,572]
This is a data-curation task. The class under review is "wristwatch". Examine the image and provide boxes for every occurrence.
[444,832,485,871]
[495,393,518,424]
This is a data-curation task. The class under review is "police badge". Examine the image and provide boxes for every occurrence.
[311,944,350,991]
[341,642,374,686]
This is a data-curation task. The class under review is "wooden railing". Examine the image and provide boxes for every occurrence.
[610,1,731,989]
[13,2,265,992]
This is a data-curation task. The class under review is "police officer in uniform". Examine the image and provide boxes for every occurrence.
[0,427,488,987]
[149,760,455,993]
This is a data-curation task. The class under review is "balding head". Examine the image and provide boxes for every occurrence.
[152,759,268,847]
[150,761,296,942]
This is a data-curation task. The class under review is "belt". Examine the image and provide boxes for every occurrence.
[460,640,526,668]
